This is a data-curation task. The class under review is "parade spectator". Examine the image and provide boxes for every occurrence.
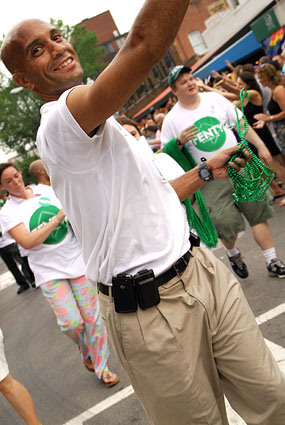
[273,54,283,69]
[1,4,285,424]
[198,71,285,187]
[153,112,165,142]
[0,224,34,294]
[29,159,51,186]
[255,64,285,157]
[0,328,42,425]
[143,125,161,151]
[255,63,285,207]
[259,55,270,65]
[0,197,35,294]
[161,65,285,280]
[281,50,285,74]
[165,95,177,111]
[0,163,118,387]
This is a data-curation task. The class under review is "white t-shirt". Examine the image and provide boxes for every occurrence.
[0,184,86,287]
[137,136,185,181]
[161,92,242,164]
[37,89,190,286]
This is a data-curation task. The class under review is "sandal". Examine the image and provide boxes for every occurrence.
[83,356,95,373]
[101,370,120,388]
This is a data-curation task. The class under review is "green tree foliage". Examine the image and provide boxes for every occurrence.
[0,79,44,156]
[70,24,105,83]
[0,19,106,158]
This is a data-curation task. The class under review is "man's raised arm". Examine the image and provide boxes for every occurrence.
[67,0,190,133]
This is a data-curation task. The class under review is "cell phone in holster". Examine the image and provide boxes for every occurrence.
[112,274,138,313]
[134,269,160,310]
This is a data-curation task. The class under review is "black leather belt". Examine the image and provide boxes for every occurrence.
[98,250,191,296]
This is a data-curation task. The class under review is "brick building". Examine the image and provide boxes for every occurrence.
[78,11,127,63]
[79,11,120,44]
[76,2,247,118]
[123,0,218,117]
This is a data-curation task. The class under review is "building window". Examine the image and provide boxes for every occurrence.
[188,30,207,55]
[136,83,147,98]
[105,42,116,56]
[159,61,168,77]
[164,51,175,68]
[229,0,240,8]
[152,65,163,82]
[147,77,154,90]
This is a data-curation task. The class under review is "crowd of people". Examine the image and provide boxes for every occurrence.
[0,1,284,425]
[119,56,285,281]
[138,56,285,204]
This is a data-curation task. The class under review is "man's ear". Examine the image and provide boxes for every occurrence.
[13,72,35,90]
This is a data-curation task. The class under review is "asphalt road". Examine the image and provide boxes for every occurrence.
[0,201,284,425]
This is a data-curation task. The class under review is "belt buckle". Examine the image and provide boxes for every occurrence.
[173,254,188,276]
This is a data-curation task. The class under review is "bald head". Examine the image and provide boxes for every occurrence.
[29,159,50,185]
[1,19,83,101]
[1,19,46,74]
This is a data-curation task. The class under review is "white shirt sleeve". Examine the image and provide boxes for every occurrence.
[160,115,177,147]
[0,204,23,234]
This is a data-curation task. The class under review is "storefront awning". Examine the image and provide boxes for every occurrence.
[192,31,263,80]
[133,86,171,119]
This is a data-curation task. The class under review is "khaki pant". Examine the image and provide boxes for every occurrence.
[99,248,285,425]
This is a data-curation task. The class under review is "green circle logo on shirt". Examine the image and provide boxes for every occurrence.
[192,116,226,152]
[38,197,51,207]
[29,205,67,245]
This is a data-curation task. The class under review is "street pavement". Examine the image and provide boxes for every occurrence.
[0,201,284,425]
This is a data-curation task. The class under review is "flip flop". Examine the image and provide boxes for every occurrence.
[101,370,120,388]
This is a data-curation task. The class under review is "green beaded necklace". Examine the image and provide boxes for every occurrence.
[228,88,276,203]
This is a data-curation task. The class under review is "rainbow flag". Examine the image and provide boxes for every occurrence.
[263,26,285,57]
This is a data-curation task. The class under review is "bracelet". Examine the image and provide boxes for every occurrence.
[270,115,274,121]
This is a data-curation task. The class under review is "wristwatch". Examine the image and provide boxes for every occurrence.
[198,157,213,182]
[176,138,183,146]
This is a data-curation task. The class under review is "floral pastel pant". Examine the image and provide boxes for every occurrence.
[41,276,108,379]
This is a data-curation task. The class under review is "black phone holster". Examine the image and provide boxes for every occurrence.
[112,269,160,313]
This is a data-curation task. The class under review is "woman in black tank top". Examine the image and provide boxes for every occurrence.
[255,64,285,205]
[255,64,285,157]
[235,72,285,190]
[236,73,280,156]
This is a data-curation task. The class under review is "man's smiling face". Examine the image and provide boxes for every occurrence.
[6,19,84,101]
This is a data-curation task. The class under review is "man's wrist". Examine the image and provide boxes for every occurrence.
[198,158,213,182]
[270,115,274,122]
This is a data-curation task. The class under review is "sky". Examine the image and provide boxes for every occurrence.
[0,0,145,161]
[0,0,145,38]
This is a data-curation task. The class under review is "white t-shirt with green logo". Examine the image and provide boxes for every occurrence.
[0,184,86,287]
[161,92,243,164]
